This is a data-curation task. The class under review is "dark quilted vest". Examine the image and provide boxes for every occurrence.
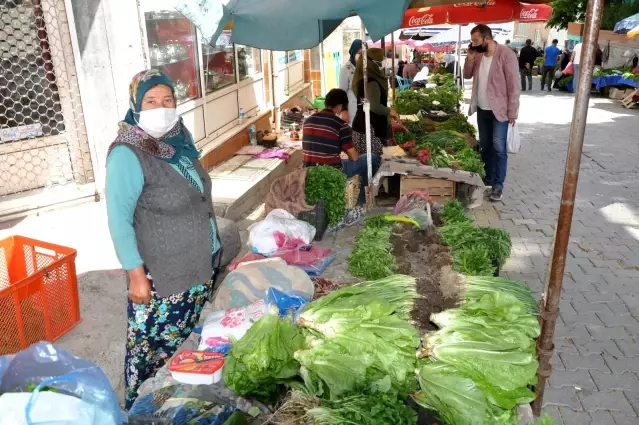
[113,144,215,297]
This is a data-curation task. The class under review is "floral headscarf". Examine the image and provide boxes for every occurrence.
[111,69,199,164]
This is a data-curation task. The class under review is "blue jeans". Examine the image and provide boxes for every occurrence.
[342,155,381,204]
[476,108,508,191]
[573,64,579,93]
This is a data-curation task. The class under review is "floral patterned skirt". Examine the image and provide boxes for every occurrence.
[124,268,213,410]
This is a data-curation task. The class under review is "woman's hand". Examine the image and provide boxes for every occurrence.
[390,108,400,120]
[128,266,151,305]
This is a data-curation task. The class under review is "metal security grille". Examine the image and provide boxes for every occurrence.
[0,0,94,199]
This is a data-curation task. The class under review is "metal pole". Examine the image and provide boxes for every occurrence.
[319,41,327,96]
[391,31,397,100]
[531,0,605,416]
[456,25,462,86]
[361,21,373,207]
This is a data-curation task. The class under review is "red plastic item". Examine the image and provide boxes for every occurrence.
[169,350,224,375]
[0,236,80,355]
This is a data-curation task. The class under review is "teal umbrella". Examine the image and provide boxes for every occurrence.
[176,0,412,50]
[614,13,639,34]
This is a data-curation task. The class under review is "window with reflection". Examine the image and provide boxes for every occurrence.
[144,10,201,104]
[202,31,236,94]
[236,45,262,80]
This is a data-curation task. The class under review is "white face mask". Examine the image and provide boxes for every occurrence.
[136,108,179,138]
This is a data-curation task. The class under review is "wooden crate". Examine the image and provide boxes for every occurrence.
[400,176,456,203]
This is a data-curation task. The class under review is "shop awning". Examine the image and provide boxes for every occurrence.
[614,13,639,35]
[414,24,510,51]
[175,0,412,50]
[402,0,552,28]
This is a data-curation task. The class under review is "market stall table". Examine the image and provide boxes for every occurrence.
[372,152,486,208]
[592,75,639,90]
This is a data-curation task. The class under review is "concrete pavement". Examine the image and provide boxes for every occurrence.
[470,87,639,424]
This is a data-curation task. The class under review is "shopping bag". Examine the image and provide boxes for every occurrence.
[563,62,574,75]
[507,123,521,154]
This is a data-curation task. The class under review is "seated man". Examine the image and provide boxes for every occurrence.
[302,88,380,205]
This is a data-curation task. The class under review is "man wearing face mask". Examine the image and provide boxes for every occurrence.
[105,70,221,408]
[302,88,379,205]
[464,24,520,202]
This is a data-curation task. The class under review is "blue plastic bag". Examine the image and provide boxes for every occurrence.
[266,287,307,317]
[0,342,123,425]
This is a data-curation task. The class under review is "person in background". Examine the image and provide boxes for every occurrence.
[382,50,396,77]
[542,39,561,92]
[595,47,603,66]
[338,39,362,125]
[518,39,538,91]
[303,88,380,205]
[403,57,421,81]
[412,63,430,86]
[464,24,520,202]
[570,41,583,91]
[397,60,406,78]
[351,47,397,169]
[506,39,518,55]
[106,70,221,409]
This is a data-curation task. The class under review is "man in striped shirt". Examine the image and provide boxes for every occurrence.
[302,88,380,204]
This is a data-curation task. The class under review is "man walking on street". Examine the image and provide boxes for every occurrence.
[519,39,538,91]
[464,24,520,202]
[542,39,561,92]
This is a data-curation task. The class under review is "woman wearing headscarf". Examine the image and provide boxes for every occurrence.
[351,47,399,158]
[339,39,362,125]
[105,69,221,409]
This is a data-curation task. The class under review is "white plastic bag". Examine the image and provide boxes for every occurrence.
[198,299,268,353]
[248,209,315,255]
[507,123,521,154]
[0,392,116,425]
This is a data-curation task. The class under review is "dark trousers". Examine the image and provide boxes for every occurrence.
[541,66,555,90]
[476,108,509,191]
[520,68,532,91]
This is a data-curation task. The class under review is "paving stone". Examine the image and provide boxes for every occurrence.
[604,355,639,374]
[549,369,597,390]
[615,340,639,357]
[543,386,583,410]
[611,413,639,425]
[597,312,639,329]
[561,312,604,326]
[555,324,592,340]
[583,291,622,303]
[620,391,639,417]
[572,301,613,314]
[587,325,634,341]
[593,370,639,393]
[560,353,610,372]
[578,390,636,415]
[558,407,593,425]
[555,337,580,354]
[543,406,566,425]
[588,411,616,425]
[572,339,625,357]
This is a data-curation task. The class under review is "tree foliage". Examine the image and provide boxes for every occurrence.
[547,0,639,31]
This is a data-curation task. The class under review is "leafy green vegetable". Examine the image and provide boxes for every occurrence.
[477,227,512,266]
[305,165,347,225]
[413,361,490,425]
[441,200,470,225]
[456,148,486,177]
[440,114,477,138]
[296,275,420,399]
[415,130,468,153]
[307,391,417,425]
[440,221,478,247]
[347,215,397,280]
[453,246,496,276]
[223,311,306,400]
[394,85,462,115]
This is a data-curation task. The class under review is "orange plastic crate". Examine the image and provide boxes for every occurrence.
[0,236,80,355]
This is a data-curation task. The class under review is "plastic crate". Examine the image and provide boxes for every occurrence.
[298,200,328,241]
[0,236,80,355]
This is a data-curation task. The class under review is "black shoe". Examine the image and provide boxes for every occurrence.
[541,86,544,90]
[482,177,493,188]
[489,188,503,202]
[548,88,551,92]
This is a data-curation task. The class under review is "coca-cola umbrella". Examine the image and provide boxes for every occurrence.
[402,0,552,28]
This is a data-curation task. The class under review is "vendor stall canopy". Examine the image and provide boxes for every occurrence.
[614,13,639,38]
[174,0,412,51]
[173,0,553,51]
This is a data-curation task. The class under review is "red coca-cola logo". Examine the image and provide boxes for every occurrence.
[453,0,496,7]
[520,8,539,19]
[408,14,434,26]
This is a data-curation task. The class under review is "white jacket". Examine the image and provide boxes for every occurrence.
[339,62,358,125]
